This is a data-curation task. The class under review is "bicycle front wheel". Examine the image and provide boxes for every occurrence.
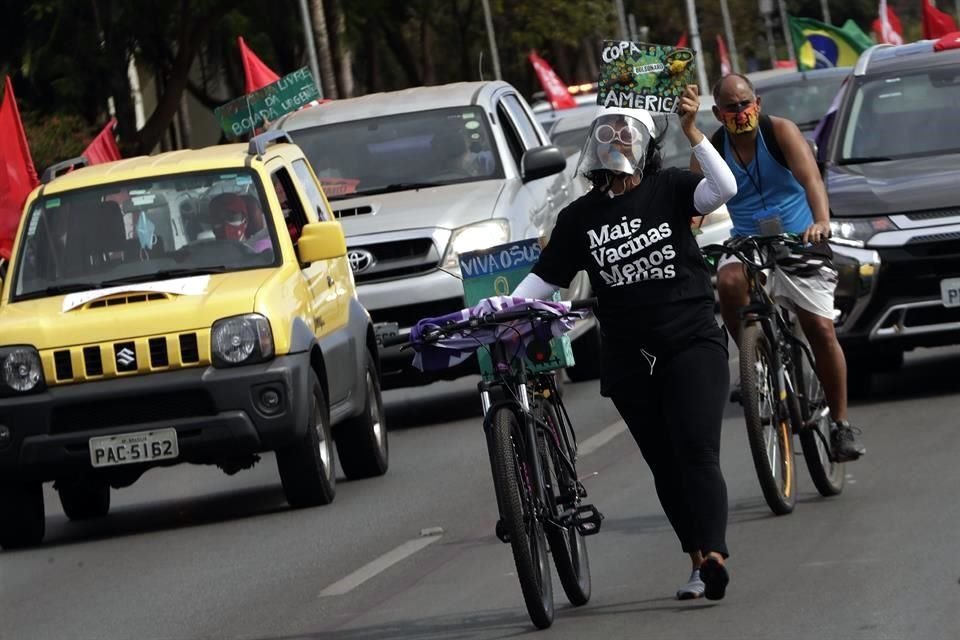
[489,406,554,629]
[740,323,797,515]
[797,357,845,496]
[539,399,591,607]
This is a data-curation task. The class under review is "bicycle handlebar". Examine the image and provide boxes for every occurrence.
[379,298,598,348]
[701,234,806,271]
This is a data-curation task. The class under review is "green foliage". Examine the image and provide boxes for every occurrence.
[21,111,97,174]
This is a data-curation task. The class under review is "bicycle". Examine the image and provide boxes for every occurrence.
[383,297,603,629]
[702,234,845,516]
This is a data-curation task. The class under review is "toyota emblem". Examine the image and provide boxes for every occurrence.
[347,249,376,274]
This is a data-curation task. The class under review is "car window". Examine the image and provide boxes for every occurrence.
[496,101,525,169]
[500,94,544,149]
[12,170,279,301]
[287,106,503,200]
[840,68,960,161]
[756,74,847,128]
[292,158,332,221]
[271,167,309,244]
[660,110,720,169]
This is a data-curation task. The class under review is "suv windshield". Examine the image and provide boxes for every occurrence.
[12,170,278,301]
[757,74,847,128]
[840,68,960,162]
[288,107,504,200]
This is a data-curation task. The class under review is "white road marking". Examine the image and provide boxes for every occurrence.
[317,417,632,597]
[319,530,443,597]
[579,420,627,457]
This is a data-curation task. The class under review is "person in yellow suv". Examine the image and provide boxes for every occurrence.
[0,132,389,549]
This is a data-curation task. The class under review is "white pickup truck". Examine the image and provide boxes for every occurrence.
[275,81,600,387]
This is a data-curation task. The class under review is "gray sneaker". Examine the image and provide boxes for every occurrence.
[831,420,865,462]
[676,568,705,600]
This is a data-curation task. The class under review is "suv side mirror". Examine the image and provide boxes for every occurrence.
[521,146,566,183]
[298,221,347,265]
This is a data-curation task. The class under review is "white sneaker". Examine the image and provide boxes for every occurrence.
[676,568,705,600]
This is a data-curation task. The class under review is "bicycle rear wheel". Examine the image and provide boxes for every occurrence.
[740,324,797,515]
[797,357,845,496]
[538,399,591,606]
[489,406,554,629]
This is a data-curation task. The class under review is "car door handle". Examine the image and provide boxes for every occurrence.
[327,275,335,287]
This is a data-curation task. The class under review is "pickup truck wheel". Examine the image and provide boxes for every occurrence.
[57,476,110,520]
[0,481,45,549]
[276,370,336,507]
[335,351,389,479]
[566,324,602,382]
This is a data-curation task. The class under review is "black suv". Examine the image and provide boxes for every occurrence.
[816,39,960,379]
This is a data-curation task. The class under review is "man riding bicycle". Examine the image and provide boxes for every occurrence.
[692,73,864,463]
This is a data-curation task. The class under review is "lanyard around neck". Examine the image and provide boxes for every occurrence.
[731,135,768,210]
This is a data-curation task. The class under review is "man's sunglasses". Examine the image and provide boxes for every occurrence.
[719,99,755,114]
[594,123,643,145]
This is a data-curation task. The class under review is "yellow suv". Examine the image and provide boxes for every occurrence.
[0,131,388,549]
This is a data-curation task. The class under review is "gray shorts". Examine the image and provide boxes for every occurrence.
[717,252,839,320]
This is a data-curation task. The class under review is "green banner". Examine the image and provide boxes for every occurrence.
[597,41,697,113]
[214,67,320,139]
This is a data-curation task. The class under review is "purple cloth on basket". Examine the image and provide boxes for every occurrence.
[409,296,584,372]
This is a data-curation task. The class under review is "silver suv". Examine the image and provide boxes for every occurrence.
[276,81,599,387]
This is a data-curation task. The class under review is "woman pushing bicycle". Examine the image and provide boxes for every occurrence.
[510,85,737,600]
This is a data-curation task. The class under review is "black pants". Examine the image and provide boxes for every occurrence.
[610,337,730,558]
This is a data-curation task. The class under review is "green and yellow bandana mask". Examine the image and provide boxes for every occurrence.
[720,102,760,135]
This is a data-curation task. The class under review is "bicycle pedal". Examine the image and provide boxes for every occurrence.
[575,481,588,498]
[573,504,604,536]
[494,518,510,544]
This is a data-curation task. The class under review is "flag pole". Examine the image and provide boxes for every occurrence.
[777,0,797,64]
[820,0,832,24]
[719,0,741,74]
[480,0,503,80]
[684,0,709,93]
[297,0,323,99]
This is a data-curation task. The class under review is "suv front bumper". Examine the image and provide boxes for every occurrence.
[0,353,312,481]
[833,241,960,351]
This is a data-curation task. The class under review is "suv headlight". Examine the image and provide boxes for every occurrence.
[441,219,511,272]
[211,314,274,368]
[0,346,45,394]
[829,216,896,247]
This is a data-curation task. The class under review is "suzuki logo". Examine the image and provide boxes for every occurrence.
[347,249,376,274]
[116,347,136,368]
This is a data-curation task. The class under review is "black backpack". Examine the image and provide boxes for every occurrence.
[709,114,787,169]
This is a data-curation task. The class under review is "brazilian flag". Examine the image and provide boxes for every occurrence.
[788,16,872,71]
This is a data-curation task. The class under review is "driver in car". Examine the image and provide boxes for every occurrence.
[208,193,273,256]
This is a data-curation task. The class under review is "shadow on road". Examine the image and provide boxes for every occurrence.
[853,347,960,405]
[38,483,291,549]
[384,383,484,430]
[273,594,708,640]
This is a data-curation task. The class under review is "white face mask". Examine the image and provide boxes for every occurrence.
[576,111,654,178]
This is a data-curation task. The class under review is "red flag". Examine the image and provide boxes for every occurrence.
[922,0,958,40]
[528,51,576,110]
[0,76,39,260]
[677,31,689,49]
[238,36,280,94]
[872,0,904,45]
[82,118,121,165]
[716,35,732,77]
[933,31,960,50]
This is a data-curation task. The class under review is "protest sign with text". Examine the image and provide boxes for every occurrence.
[597,41,697,113]
[215,67,320,139]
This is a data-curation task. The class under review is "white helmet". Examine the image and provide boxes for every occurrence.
[576,107,656,177]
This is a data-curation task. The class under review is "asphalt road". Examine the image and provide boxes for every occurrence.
[2,346,960,640]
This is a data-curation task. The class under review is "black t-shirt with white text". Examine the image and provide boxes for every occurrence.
[532,167,725,394]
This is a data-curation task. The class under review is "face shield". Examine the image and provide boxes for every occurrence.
[576,108,655,177]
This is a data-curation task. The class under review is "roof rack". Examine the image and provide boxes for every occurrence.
[40,156,89,184]
[854,44,893,76]
[248,130,293,158]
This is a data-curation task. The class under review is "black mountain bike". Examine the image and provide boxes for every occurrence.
[384,300,603,629]
[703,235,844,515]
